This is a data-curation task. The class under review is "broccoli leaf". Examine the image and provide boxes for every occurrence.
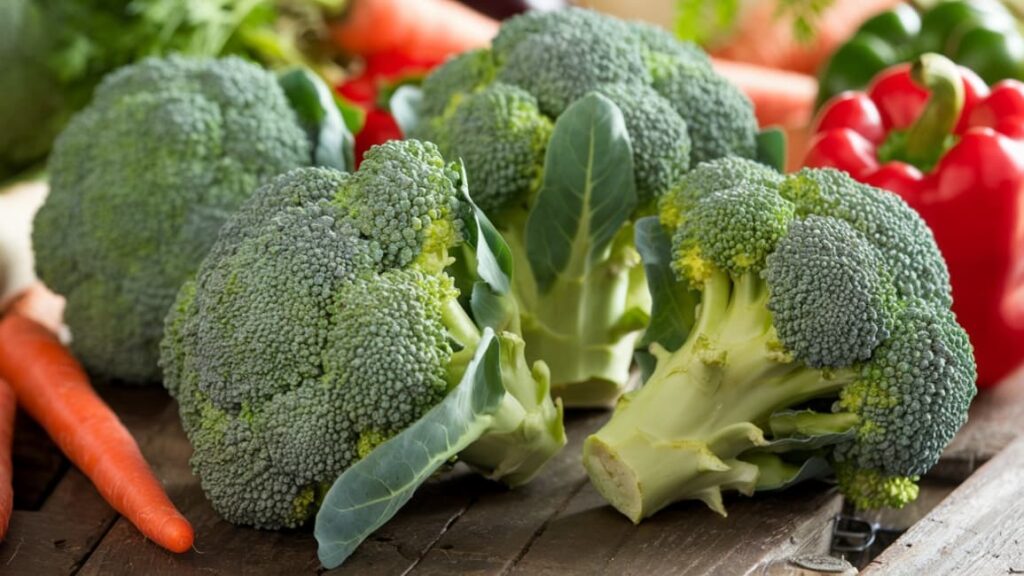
[390,85,424,137]
[525,92,636,294]
[315,329,505,569]
[278,68,355,172]
[755,128,787,173]
[746,454,834,492]
[457,162,513,296]
[634,216,699,379]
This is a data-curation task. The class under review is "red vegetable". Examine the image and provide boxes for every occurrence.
[0,313,194,552]
[338,51,443,165]
[805,53,1024,387]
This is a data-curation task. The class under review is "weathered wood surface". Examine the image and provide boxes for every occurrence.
[1,386,844,575]
[932,366,1024,482]
[862,436,1024,576]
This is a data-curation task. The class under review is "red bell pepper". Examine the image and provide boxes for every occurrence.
[337,51,442,165]
[805,53,1024,388]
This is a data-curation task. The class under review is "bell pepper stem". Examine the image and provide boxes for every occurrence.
[903,53,964,166]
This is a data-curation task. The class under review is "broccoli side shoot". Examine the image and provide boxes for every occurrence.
[33,55,312,383]
[410,8,758,406]
[583,161,975,522]
[161,140,565,530]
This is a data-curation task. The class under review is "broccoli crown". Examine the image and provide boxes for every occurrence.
[764,216,898,369]
[161,141,469,528]
[413,7,756,213]
[33,55,310,382]
[780,169,952,305]
[583,166,975,521]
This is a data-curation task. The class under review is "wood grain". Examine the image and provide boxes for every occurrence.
[862,436,1024,576]
[932,367,1024,482]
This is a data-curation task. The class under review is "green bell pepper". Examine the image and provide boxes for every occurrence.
[816,0,1024,108]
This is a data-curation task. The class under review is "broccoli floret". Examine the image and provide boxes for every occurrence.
[780,168,952,305]
[582,167,975,522]
[161,140,565,529]
[652,64,758,165]
[418,48,496,120]
[659,157,785,230]
[495,9,649,117]
[33,55,311,382]
[436,84,552,214]
[413,8,756,406]
[595,83,691,206]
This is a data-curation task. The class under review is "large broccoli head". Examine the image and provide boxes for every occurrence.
[33,55,311,382]
[583,160,975,522]
[412,7,756,213]
[162,141,565,529]
[410,9,756,408]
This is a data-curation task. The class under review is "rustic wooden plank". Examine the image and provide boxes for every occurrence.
[512,460,842,575]
[862,436,1024,575]
[11,409,65,509]
[401,411,607,576]
[932,366,1024,482]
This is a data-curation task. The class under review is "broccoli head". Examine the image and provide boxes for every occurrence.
[583,160,975,522]
[161,140,565,529]
[410,8,757,407]
[32,55,311,382]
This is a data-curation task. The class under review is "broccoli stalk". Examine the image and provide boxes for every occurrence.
[584,269,856,521]
[440,294,565,487]
[456,331,565,486]
[503,222,648,406]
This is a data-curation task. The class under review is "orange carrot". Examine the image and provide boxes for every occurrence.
[330,0,499,61]
[0,313,193,553]
[0,378,13,541]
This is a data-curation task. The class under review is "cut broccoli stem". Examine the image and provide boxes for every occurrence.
[583,267,856,522]
[459,332,566,487]
[506,223,646,407]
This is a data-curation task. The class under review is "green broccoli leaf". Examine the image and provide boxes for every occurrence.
[635,216,699,354]
[457,162,513,296]
[278,68,355,172]
[315,329,505,569]
[755,127,787,173]
[745,453,834,492]
[525,92,636,294]
[390,85,424,137]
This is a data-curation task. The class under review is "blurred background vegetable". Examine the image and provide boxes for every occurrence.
[817,0,1024,108]
[0,0,344,184]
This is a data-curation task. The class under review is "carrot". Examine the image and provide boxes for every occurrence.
[712,58,816,130]
[0,378,14,541]
[330,0,499,61]
[0,314,193,553]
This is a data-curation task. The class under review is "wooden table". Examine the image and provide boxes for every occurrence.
[4,369,1023,575]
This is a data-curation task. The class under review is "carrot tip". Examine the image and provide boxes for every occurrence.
[153,517,195,554]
